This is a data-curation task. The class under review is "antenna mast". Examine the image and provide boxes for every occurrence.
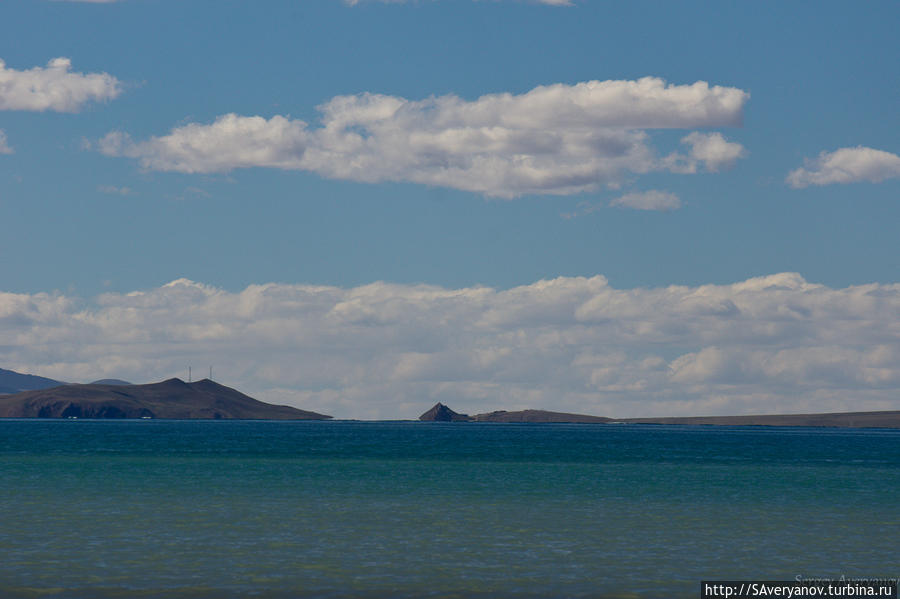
[188,366,191,383]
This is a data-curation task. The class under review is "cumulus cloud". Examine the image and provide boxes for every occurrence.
[0,57,122,112]
[662,131,746,174]
[0,130,12,154]
[681,131,746,172]
[98,77,748,197]
[2,273,898,420]
[787,146,900,188]
[609,190,681,211]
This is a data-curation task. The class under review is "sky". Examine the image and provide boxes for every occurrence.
[1,0,898,419]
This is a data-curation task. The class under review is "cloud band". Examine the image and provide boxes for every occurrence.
[2,273,897,419]
[98,78,748,197]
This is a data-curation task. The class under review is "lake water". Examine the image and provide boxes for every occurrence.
[1,420,897,598]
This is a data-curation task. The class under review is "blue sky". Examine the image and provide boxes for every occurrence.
[1,1,898,419]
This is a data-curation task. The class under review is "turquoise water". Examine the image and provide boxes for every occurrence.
[0,420,898,598]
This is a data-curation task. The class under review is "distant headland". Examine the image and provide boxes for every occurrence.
[0,378,330,420]
[418,402,900,429]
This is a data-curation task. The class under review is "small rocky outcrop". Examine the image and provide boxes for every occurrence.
[419,403,472,422]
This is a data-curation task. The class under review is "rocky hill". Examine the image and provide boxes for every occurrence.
[0,378,330,420]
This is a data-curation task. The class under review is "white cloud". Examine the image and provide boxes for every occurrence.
[99,77,748,198]
[663,132,746,174]
[610,190,681,211]
[787,146,900,188]
[682,131,746,172]
[2,273,898,420]
[0,57,122,112]
[0,130,12,154]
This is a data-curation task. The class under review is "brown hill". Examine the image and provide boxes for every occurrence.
[0,378,330,420]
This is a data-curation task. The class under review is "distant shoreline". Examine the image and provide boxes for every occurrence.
[2,378,899,428]
[613,411,900,429]
[3,415,900,430]
[418,402,900,429]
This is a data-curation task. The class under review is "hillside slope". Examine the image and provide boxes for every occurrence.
[0,378,330,420]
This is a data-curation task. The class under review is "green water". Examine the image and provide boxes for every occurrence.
[1,420,898,598]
